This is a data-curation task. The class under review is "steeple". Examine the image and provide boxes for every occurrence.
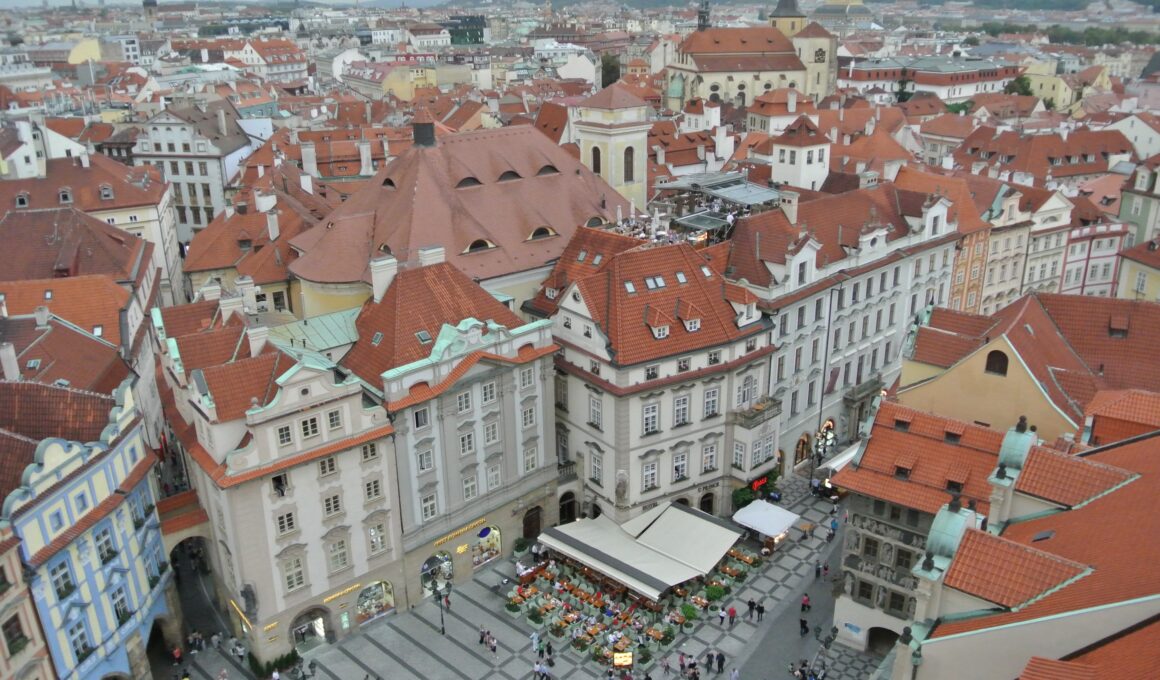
[770,0,805,17]
[769,0,806,37]
[697,0,711,32]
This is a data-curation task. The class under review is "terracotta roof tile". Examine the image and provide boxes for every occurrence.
[200,351,294,422]
[679,27,796,56]
[0,316,129,393]
[579,82,649,110]
[953,126,1133,186]
[1084,389,1160,442]
[1021,657,1099,680]
[1014,446,1134,507]
[910,325,984,368]
[0,208,149,285]
[0,275,131,345]
[173,325,247,378]
[523,228,644,318]
[944,529,1089,608]
[158,300,234,338]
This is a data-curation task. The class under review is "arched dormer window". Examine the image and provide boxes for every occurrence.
[591,147,601,175]
[456,177,482,188]
[498,170,521,182]
[529,226,556,240]
[585,217,604,228]
[465,239,495,253]
[536,165,559,176]
[623,147,635,183]
[984,350,1008,376]
[382,177,396,189]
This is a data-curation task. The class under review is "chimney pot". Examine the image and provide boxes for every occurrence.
[34,306,50,328]
[266,211,280,241]
[0,342,18,381]
[369,255,398,303]
[417,246,445,267]
[247,326,269,358]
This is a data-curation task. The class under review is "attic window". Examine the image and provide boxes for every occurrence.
[466,239,494,253]
[58,189,73,204]
[382,178,396,189]
[1032,530,1055,543]
[15,193,28,208]
[26,359,40,370]
[456,177,483,188]
[1109,315,1129,338]
[44,290,53,300]
[685,319,701,332]
[700,266,713,278]
[99,185,114,200]
[894,418,910,432]
[537,165,559,176]
[592,254,603,266]
[624,281,636,293]
[894,465,911,480]
[238,239,252,251]
[946,480,963,493]
[530,226,556,240]
[577,250,588,262]
[498,170,521,182]
[371,332,384,346]
[944,431,961,444]
[675,272,687,284]
[585,217,604,228]
[416,330,432,344]
[653,325,670,339]
[92,325,103,337]
[644,276,667,290]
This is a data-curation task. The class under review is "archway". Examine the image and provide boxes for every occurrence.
[794,434,811,465]
[472,525,501,568]
[355,581,395,626]
[522,506,542,539]
[420,551,453,595]
[674,497,690,507]
[867,627,900,656]
[291,607,331,654]
[589,502,602,519]
[699,493,715,514]
[559,492,578,525]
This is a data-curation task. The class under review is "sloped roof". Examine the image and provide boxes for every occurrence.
[1118,237,1160,271]
[0,315,129,393]
[201,350,294,422]
[893,166,989,234]
[1022,617,1160,680]
[523,228,644,318]
[579,82,648,110]
[0,208,149,285]
[1084,389,1160,431]
[289,126,628,285]
[1015,446,1134,507]
[0,276,131,345]
[679,27,796,56]
[944,529,1089,608]
[919,112,980,140]
[952,126,1133,185]
[533,101,569,144]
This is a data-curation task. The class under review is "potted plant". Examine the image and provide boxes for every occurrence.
[573,637,590,652]
[705,584,725,602]
[660,626,676,648]
[513,537,530,558]
[505,600,523,617]
[638,647,654,669]
[528,610,545,629]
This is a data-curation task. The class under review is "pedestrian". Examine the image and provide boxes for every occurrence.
[801,594,811,612]
[211,632,221,649]
[546,640,553,658]
[822,564,830,580]
[727,606,737,627]
[444,594,451,610]
[715,651,724,674]
[678,652,686,673]
[530,630,540,652]
[756,601,765,621]
[730,669,739,680]
[479,624,486,645]
[799,617,809,636]
[271,671,280,680]
[538,639,546,659]
[217,671,228,680]
[746,598,756,620]
[661,656,672,676]
[815,561,822,579]
[718,608,726,626]
[172,645,182,666]
[533,660,543,679]
[705,650,714,669]
[830,518,839,533]
[489,634,499,659]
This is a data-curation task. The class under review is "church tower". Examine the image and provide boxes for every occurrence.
[769,0,806,38]
[143,0,158,23]
[697,0,711,32]
[574,83,652,211]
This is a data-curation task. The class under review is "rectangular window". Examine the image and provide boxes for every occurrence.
[777,355,786,381]
[811,338,820,364]
[672,452,688,481]
[460,432,475,456]
[790,391,799,416]
[702,443,718,472]
[413,407,430,430]
[481,381,496,404]
[642,403,659,434]
[707,350,721,365]
[3,614,25,654]
[522,406,536,429]
[421,493,438,521]
[300,417,319,439]
[642,461,658,490]
[520,367,534,389]
[328,540,349,573]
[673,395,690,425]
[276,511,296,535]
[589,395,603,429]
[417,449,433,472]
[732,442,746,469]
[487,464,501,490]
[96,529,116,563]
[50,562,74,599]
[318,456,336,476]
[590,452,603,484]
[645,365,659,380]
[323,494,342,517]
[283,557,305,591]
[364,478,382,501]
[523,446,538,473]
[703,387,720,418]
[794,347,803,371]
[677,357,691,372]
[485,421,499,444]
[456,391,472,413]
[369,522,387,554]
[361,442,378,461]
[67,620,89,659]
[555,375,568,408]
[463,475,478,501]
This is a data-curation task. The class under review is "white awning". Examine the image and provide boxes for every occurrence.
[628,503,743,575]
[820,441,863,478]
[731,500,800,540]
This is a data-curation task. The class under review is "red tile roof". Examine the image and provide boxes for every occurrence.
[523,228,644,318]
[579,82,649,110]
[953,126,1133,186]
[200,351,294,422]
[1024,616,1160,680]
[1014,446,1135,507]
[944,529,1089,608]
[1119,237,1160,271]
[919,112,980,140]
[0,316,129,393]
[4,154,167,212]
[1084,389,1160,443]
[893,166,989,234]
[679,27,796,56]
[533,101,569,145]
[1,275,131,345]
[0,208,151,285]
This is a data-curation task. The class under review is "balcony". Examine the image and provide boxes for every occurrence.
[557,461,577,483]
[843,373,883,404]
[733,397,782,430]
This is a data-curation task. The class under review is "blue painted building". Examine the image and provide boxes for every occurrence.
[0,378,172,680]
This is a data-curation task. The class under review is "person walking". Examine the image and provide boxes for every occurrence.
[746,599,756,620]
[799,617,809,636]
[678,652,686,673]
[801,594,811,612]
[533,660,543,680]
[717,608,726,626]
[661,656,672,676]
[530,630,540,652]
[815,561,822,579]
[489,634,499,660]
[822,564,830,580]
[727,605,737,627]
[480,624,487,645]
[538,639,546,659]
[756,601,765,621]
[730,669,739,680]
[715,651,724,674]
[546,640,553,658]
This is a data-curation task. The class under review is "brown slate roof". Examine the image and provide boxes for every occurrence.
[289,126,629,285]
[0,208,149,285]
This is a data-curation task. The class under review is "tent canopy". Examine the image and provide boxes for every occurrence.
[732,500,800,539]
[539,503,742,601]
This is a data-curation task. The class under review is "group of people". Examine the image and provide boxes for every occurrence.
[657,650,739,679]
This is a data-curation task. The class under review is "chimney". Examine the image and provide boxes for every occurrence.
[781,190,799,224]
[381,135,391,162]
[875,106,881,121]
[34,306,50,328]
[225,204,236,219]
[865,117,876,136]
[358,140,374,175]
[300,141,319,177]
[839,106,845,122]
[217,107,228,137]
[0,293,6,319]
[696,144,706,161]
[200,283,222,302]
[247,326,269,358]
[79,151,90,169]
[254,190,276,213]
[219,293,244,321]
[0,343,18,381]
[266,211,280,241]
[369,255,398,303]
[653,144,665,166]
[412,107,436,147]
[364,99,373,124]
[843,134,851,146]
[299,173,314,195]
[417,245,445,267]
[236,275,258,313]
[788,89,797,114]
[828,126,838,143]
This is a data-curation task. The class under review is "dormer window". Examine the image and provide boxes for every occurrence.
[545,288,558,300]
[15,193,28,208]
[58,189,72,204]
[894,465,911,480]
[99,185,114,200]
[685,318,701,332]
[653,325,669,339]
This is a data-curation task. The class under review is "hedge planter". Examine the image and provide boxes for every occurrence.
[681,622,695,634]
[505,603,523,618]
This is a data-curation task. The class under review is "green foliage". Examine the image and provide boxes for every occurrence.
[249,649,301,678]
[601,54,621,89]
[506,601,522,612]
[661,626,676,644]
[705,584,726,602]
[680,602,700,621]
[945,101,973,115]
[528,610,544,624]
[1004,75,1033,97]
[896,79,914,103]
[1044,98,1057,111]
[976,20,1160,46]
[639,647,653,663]
[513,537,529,553]
[731,486,756,510]
[962,36,980,47]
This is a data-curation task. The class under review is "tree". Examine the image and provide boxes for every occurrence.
[600,54,621,89]
[1044,97,1056,111]
[895,79,914,103]
[946,101,973,115]
[1004,75,1032,96]
[962,36,980,46]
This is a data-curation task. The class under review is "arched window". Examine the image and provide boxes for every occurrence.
[984,350,1008,376]
[623,147,634,183]
[498,170,521,182]
[466,239,493,253]
[456,177,482,188]
[529,226,556,240]
[585,217,604,228]
[591,146,601,175]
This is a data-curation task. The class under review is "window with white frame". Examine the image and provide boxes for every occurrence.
[520,367,534,389]
[677,357,691,372]
[590,451,603,484]
[673,452,689,481]
[319,456,337,476]
[276,511,296,535]
[487,464,501,490]
[642,403,659,434]
[300,416,319,439]
[645,365,659,380]
[112,587,129,621]
[702,443,718,472]
[523,446,538,473]
[460,432,476,456]
[368,522,388,554]
[95,528,115,563]
[733,442,746,469]
[456,391,472,413]
[277,425,292,446]
[50,562,74,599]
[704,387,720,418]
[328,539,349,573]
[463,474,478,501]
[522,406,536,429]
[327,409,342,430]
[481,381,496,404]
[589,395,603,429]
[420,493,438,521]
[417,449,433,472]
[737,375,757,408]
[361,442,378,461]
[413,407,430,430]
[323,494,342,517]
[708,350,721,365]
[365,478,383,501]
[67,619,89,659]
[673,395,690,426]
[642,461,658,490]
[485,421,499,444]
[283,556,305,591]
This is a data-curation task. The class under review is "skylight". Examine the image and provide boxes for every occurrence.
[644,276,667,290]
[700,266,712,278]
[577,249,587,262]
[675,272,687,284]
[592,254,603,266]
[624,281,636,293]
[416,330,432,344]
[371,332,383,346]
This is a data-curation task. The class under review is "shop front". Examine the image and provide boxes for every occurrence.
[419,551,454,595]
[472,525,501,568]
[355,581,395,625]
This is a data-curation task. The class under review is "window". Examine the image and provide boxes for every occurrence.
[520,367,535,389]
[522,406,536,429]
[642,461,658,490]
[737,375,756,407]
[369,523,388,554]
[590,452,603,484]
[417,449,433,472]
[361,442,379,461]
[733,442,746,469]
[623,146,635,182]
[794,347,803,372]
[3,614,26,655]
[413,407,430,430]
[704,387,720,418]
[702,443,718,472]
[863,537,880,559]
[421,493,438,520]
[673,452,689,481]
[677,357,691,372]
[51,562,74,599]
[777,355,786,380]
[673,395,690,425]
[365,478,383,501]
[708,350,721,365]
[642,403,659,434]
[76,493,88,513]
[482,381,496,404]
[645,365,659,380]
[463,475,478,501]
[485,421,499,444]
[67,620,89,659]
[985,350,1009,376]
[318,456,336,476]
[323,493,343,517]
[460,432,476,456]
[591,146,601,174]
[523,446,538,473]
[283,556,305,591]
[456,391,472,413]
[487,464,501,490]
[300,417,319,439]
[96,528,115,563]
[589,395,603,429]
[276,512,296,535]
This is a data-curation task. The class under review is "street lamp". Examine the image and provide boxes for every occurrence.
[814,425,836,467]
[809,284,844,483]
[430,581,452,635]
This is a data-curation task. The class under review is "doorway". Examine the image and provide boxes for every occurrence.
[291,608,331,654]
[699,493,715,514]
[559,492,578,524]
[522,506,542,539]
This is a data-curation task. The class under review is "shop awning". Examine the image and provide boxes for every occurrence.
[624,502,743,575]
[731,500,800,540]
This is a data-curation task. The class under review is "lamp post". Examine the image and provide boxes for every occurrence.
[809,284,844,483]
[431,581,452,636]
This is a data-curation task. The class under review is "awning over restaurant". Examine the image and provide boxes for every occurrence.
[731,500,800,540]
[539,503,742,601]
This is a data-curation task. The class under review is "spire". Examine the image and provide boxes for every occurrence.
[697,0,711,31]
[770,0,804,17]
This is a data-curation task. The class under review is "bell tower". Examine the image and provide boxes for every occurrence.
[697,0,711,31]
[769,0,806,37]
